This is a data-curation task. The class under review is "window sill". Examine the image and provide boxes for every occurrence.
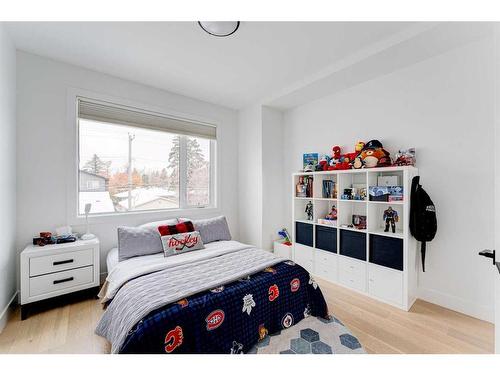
[69,206,221,226]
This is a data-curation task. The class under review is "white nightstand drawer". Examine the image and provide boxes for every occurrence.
[29,266,94,297]
[29,248,94,277]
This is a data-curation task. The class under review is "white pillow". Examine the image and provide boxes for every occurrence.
[139,218,178,230]
[160,231,205,257]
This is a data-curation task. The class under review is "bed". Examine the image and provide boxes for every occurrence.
[96,240,328,354]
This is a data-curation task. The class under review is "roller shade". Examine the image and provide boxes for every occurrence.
[78,97,216,139]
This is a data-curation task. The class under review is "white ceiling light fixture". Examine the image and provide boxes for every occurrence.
[198,21,240,37]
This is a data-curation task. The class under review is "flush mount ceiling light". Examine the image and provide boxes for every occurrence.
[198,21,240,37]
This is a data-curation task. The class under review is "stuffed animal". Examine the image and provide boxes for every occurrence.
[317,154,330,171]
[333,142,365,170]
[356,139,391,168]
[352,141,366,169]
[334,154,353,170]
[328,146,342,170]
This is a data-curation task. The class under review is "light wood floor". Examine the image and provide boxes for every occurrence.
[0,280,494,354]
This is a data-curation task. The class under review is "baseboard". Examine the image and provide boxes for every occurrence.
[418,287,494,323]
[0,291,19,333]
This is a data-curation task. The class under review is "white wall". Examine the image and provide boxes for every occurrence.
[494,24,500,353]
[16,51,239,277]
[262,106,285,250]
[237,105,263,247]
[0,25,17,331]
[237,105,286,250]
[282,37,495,321]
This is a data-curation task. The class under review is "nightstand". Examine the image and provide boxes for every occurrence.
[20,238,100,320]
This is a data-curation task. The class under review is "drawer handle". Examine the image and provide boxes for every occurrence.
[53,259,74,266]
[53,277,74,284]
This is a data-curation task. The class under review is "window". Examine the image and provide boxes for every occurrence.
[77,98,215,215]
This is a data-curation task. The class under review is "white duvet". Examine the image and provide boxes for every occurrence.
[99,240,254,303]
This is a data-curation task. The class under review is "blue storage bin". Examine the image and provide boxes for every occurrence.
[340,229,366,261]
[315,225,337,253]
[295,222,313,247]
[369,235,403,271]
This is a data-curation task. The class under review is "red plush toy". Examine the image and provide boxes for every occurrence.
[331,142,366,170]
[327,146,342,170]
[318,154,329,171]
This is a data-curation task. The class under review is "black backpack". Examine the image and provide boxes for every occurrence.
[410,176,437,272]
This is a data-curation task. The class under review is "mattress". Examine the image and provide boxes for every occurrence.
[106,248,119,273]
[106,247,164,273]
[106,244,205,273]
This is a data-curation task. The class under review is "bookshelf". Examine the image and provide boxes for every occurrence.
[291,166,418,310]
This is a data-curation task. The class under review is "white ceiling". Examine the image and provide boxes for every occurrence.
[5,22,417,109]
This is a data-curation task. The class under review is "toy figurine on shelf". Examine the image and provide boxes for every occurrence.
[328,146,342,170]
[296,176,306,197]
[306,176,313,197]
[341,188,353,200]
[353,187,367,200]
[317,154,330,171]
[360,188,367,200]
[325,205,337,221]
[352,215,367,230]
[277,228,292,246]
[305,201,314,221]
[383,206,399,233]
[356,139,392,168]
[394,148,416,166]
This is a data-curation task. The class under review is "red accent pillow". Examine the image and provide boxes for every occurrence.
[158,221,195,237]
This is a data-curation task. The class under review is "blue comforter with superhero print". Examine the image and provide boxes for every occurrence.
[119,260,328,354]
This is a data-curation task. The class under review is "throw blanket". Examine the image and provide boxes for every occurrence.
[99,240,253,303]
[117,260,327,354]
[96,243,289,353]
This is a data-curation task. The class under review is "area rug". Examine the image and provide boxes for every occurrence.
[248,315,365,354]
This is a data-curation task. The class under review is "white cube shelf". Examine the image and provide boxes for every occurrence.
[291,166,418,311]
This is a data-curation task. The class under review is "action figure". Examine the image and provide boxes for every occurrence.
[296,176,306,197]
[305,201,314,221]
[325,205,337,221]
[383,206,399,233]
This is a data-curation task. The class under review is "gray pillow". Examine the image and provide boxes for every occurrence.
[117,226,163,261]
[179,216,231,244]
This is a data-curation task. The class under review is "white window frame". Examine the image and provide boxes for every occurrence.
[66,88,220,225]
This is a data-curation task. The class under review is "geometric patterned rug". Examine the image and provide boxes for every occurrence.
[248,315,365,354]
